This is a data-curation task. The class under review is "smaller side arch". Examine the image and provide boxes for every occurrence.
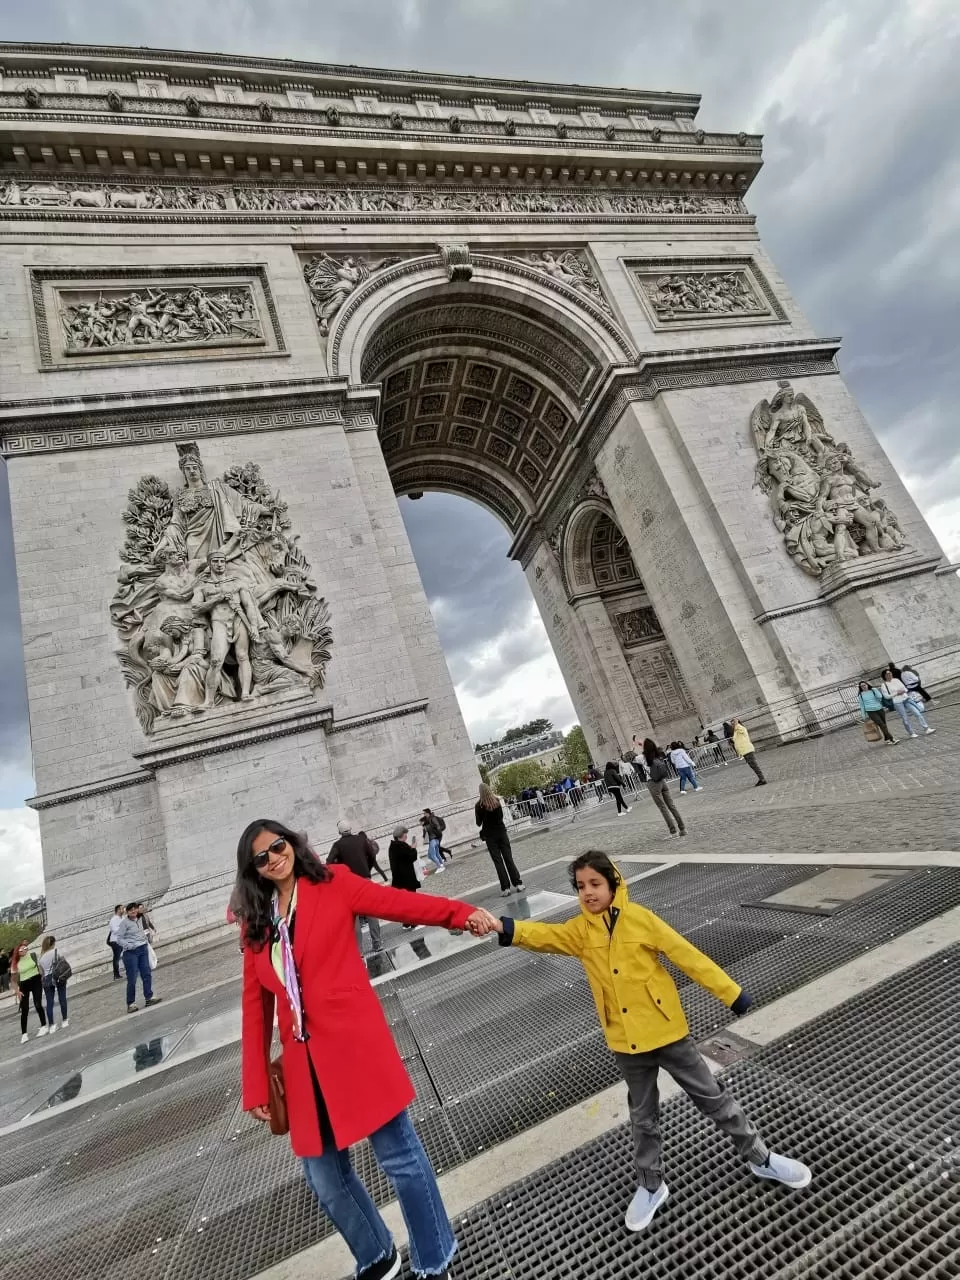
[561,498,618,596]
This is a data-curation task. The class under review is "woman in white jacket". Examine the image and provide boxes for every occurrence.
[668,742,703,794]
[880,668,935,738]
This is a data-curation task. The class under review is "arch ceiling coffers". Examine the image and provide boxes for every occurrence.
[348,259,634,534]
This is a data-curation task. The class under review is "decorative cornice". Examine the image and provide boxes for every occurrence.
[134,699,335,768]
[327,699,429,733]
[0,377,381,457]
[27,770,154,811]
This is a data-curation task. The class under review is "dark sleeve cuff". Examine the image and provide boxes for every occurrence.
[731,989,753,1016]
[498,917,515,946]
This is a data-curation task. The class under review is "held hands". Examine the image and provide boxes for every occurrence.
[465,908,502,937]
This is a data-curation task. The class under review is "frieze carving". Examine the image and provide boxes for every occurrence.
[615,607,664,646]
[111,442,332,735]
[511,251,611,314]
[641,270,766,320]
[0,178,747,222]
[302,252,402,336]
[59,285,263,354]
[750,381,906,578]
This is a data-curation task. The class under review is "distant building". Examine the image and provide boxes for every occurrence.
[476,730,564,770]
[0,895,47,925]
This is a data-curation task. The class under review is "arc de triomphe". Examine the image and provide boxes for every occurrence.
[2,44,958,955]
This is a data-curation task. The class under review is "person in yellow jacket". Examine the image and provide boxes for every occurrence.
[730,716,767,786]
[484,851,809,1232]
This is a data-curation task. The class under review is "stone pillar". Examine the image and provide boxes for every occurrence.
[569,594,651,749]
[342,412,481,809]
[524,540,619,764]
[596,399,797,732]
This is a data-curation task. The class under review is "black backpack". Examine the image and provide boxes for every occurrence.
[648,757,671,783]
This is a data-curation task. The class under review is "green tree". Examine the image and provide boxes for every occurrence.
[500,717,553,745]
[478,762,491,786]
[493,759,549,797]
[0,918,42,954]
[561,725,591,779]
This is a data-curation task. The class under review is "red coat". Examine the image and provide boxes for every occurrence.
[241,865,475,1156]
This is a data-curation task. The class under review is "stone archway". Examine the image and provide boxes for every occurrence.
[338,259,641,770]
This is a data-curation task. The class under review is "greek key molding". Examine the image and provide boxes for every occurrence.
[0,379,380,458]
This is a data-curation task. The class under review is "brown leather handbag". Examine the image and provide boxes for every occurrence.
[267,1057,288,1136]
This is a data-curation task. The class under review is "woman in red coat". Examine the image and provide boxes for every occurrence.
[236,818,490,1280]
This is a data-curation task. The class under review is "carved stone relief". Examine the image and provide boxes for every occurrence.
[302,252,402,336]
[615,606,664,646]
[627,646,695,720]
[629,258,787,329]
[0,178,747,221]
[750,381,907,578]
[111,443,332,735]
[59,285,263,354]
[511,250,612,314]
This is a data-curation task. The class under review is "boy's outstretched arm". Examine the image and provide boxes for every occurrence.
[647,910,749,1010]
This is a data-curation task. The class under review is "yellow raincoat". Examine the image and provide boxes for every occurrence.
[507,871,741,1053]
[732,723,754,757]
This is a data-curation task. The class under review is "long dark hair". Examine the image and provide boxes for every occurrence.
[233,819,330,952]
[641,737,662,765]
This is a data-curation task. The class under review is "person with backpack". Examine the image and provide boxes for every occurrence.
[603,761,632,815]
[328,820,389,954]
[421,808,450,869]
[641,739,685,839]
[10,939,48,1044]
[880,667,935,739]
[38,934,71,1032]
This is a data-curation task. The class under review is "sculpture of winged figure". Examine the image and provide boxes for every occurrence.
[749,380,833,460]
[522,250,612,313]
[303,253,401,336]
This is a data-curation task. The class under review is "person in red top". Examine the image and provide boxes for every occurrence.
[235,818,487,1280]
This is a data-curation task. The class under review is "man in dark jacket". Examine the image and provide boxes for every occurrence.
[328,820,388,953]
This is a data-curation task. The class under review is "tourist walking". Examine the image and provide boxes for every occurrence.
[10,940,47,1044]
[38,935,70,1032]
[107,904,125,980]
[421,809,450,869]
[641,739,685,839]
[705,729,727,766]
[476,783,526,897]
[388,826,421,929]
[480,851,811,1233]
[328,820,389,955]
[0,949,9,994]
[857,681,896,744]
[880,668,935,739]
[730,717,767,786]
[890,661,933,704]
[603,761,632,814]
[116,903,162,1013]
[668,743,702,794]
[236,818,492,1280]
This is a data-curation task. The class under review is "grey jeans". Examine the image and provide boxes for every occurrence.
[615,1035,768,1189]
[742,751,766,782]
[355,914,382,953]
[646,779,684,834]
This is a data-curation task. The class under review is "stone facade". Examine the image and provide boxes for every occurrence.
[2,43,959,960]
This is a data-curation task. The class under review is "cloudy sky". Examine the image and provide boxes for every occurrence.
[2,0,959,899]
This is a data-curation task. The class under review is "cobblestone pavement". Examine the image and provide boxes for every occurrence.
[4,699,958,1067]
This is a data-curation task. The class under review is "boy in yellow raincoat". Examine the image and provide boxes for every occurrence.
[485,851,810,1231]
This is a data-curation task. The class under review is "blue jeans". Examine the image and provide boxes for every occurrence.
[44,980,68,1024]
[677,766,699,791]
[302,1109,456,1277]
[427,838,444,869]
[123,944,153,1005]
[896,697,929,733]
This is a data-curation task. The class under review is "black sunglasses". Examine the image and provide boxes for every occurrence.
[252,836,288,869]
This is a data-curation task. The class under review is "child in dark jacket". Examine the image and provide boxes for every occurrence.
[485,851,811,1232]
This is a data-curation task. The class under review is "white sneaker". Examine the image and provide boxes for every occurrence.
[36,1025,48,1038]
[20,1033,28,1045]
[749,1151,812,1189]
[908,732,918,738]
[693,787,704,792]
[62,1019,69,1028]
[624,806,632,813]
[501,887,513,898]
[48,1023,57,1035]
[624,1182,669,1231]
[925,727,936,735]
